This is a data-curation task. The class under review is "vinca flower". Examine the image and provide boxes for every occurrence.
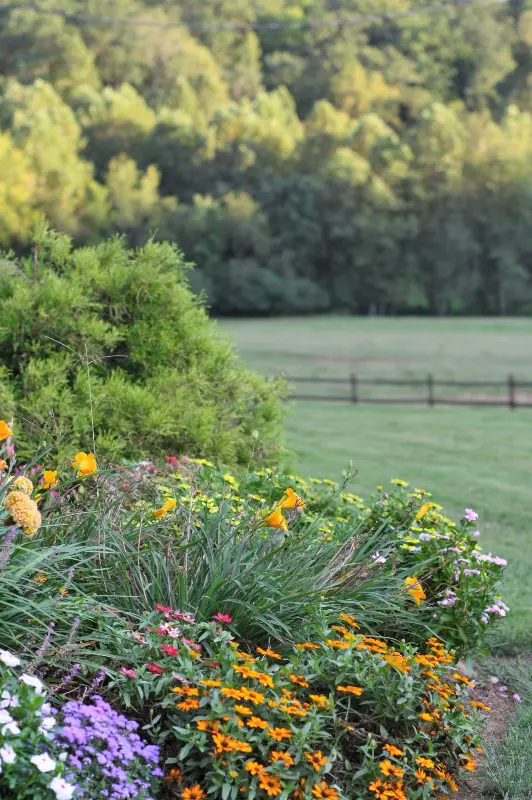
[30,752,57,772]
[0,650,20,667]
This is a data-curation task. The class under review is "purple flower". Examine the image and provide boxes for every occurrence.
[473,530,480,538]
[465,508,478,522]
[463,569,481,577]
[418,533,431,542]
[513,693,522,703]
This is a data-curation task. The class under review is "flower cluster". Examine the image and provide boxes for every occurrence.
[2,476,42,536]
[54,695,162,800]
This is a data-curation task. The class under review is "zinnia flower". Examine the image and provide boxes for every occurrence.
[264,508,287,531]
[153,498,177,520]
[72,452,97,477]
[213,612,232,624]
[146,663,165,675]
[41,470,58,490]
[0,421,13,440]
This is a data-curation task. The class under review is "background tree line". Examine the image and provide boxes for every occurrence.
[2,0,532,315]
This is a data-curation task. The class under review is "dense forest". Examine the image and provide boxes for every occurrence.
[1,0,532,314]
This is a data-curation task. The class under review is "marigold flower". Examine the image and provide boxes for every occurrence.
[280,487,305,509]
[271,751,294,767]
[383,745,403,757]
[72,452,97,477]
[264,508,287,531]
[41,470,58,490]
[267,726,292,742]
[3,490,41,535]
[306,751,328,772]
[0,421,13,440]
[245,761,265,776]
[177,698,199,711]
[153,498,176,520]
[380,760,404,778]
[295,642,321,650]
[181,786,206,800]
[337,685,363,696]
[257,646,282,660]
[405,576,426,605]
[9,476,34,495]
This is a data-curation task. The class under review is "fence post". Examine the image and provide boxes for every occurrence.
[427,373,435,407]
[508,374,516,410]
[350,372,358,404]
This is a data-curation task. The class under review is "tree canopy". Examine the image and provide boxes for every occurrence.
[2,0,532,314]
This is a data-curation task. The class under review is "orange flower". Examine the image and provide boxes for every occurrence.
[416,757,435,769]
[337,685,363,696]
[239,687,265,705]
[154,498,176,520]
[245,761,265,776]
[443,773,458,792]
[196,719,219,733]
[268,727,292,742]
[453,673,474,686]
[176,699,199,711]
[235,704,253,715]
[339,612,360,629]
[257,647,282,660]
[309,694,329,710]
[166,768,182,784]
[264,508,287,531]
[325,640,349,650]
[415,503,432,521]
[311,781,340,799]
[295,642,321,650]
[405,576,426,605]
[181,786,206,800]
[258,774,283,797]
[271,751,294,767]
[279,704,307,717]
[0,458,7,471]
[289,674,309,688]
[416,768,431,785]
[306,751,328,772]
[41,470,58,489]
[200,679,221,687]
[385,653,411,673]
[419,712,434,722]
[461,755,477,772]
[247,716,269,730]
[380,760,404,778]
[470,700,492,712]
[72,451,97,477]
[213,733,252,754]
[172,687,199,696]
[221,687,246,701]
[383,745,403,757]
[280,488,305,509]
[0,421,13,441]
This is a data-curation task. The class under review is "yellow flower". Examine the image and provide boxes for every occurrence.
[271,751,294,767]
[153,498,177,520]
[405,577,426,605]
[72,452,97,477]
[9,476,34,496]
[41,470,58,490]
[0,458,7,471]
[391,478,409,487]
[0,421,13,440]
[337,685,363,696]
[379,760,404,778]
[416,757,435,769]
[306,751,328,772]
[3,491,41,536]
[280,487,305,509]
[383,745,403,757]
[264,508,287,531]
[415,503,432,521]
[256,647,282,660]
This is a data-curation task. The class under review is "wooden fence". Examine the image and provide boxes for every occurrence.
[284,374,532,409]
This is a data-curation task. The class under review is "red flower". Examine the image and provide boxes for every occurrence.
[165,456,180,466]
[162,644,179,656]
[156,604,172,613]
[146,663,165,675]
[213,612,232,624]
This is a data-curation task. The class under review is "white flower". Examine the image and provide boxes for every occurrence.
[39,702,52,716]
[59,752,68,762]
[49,776,76,800]
[19,674,45,696]
[1,721,21,736]
[0,650,20,668]
[0,745,16,764]
[40,716,56,730]
[0,690,19,709]
[0,709,13,725]
[30,752,57,773]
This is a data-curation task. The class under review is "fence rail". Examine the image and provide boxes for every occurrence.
[282,374,532,409]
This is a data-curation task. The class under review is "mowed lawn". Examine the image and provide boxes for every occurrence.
[220,317,532,650]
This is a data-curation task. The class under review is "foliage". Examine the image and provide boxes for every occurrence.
[97,607,487,800]
[1,2,532,312]
[0,229,284,465]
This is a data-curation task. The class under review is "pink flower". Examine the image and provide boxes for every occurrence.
[156,627,168,636]
[473,530,480,538]
[146,663,165,675]
[513,693,522,703]
[180,637,201,652]
[165,456,180,467]
[162,644,179,656]
[120,667,137,679]
[156,604,172,613]
[464,508,478,522]
[213,612,232,624]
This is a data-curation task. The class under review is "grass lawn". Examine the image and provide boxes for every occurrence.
[220,316,532,651]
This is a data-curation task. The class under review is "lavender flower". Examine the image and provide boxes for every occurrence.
[464,508,478,522]
[0,527,18,571]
